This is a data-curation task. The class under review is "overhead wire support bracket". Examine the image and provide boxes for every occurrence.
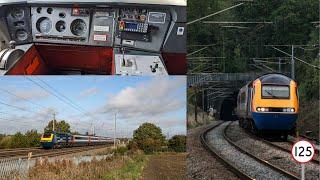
[271,46,320,70]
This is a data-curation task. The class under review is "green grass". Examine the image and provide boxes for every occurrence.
[104,155,149,180]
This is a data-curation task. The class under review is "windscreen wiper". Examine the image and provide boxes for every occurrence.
[265,90,279,99]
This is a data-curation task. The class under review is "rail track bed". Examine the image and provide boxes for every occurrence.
[188,122,240,180]
[243,130,320,163]
[225,121,320,180]
[0,147,43,159]
[202,121,303,179]
[0,145,109,160]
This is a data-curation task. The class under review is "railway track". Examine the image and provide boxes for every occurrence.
[0,147,44,158]
[243,129,320,164]
[0,145,110,160]
[201,121,300,180]
[225,121,320,179]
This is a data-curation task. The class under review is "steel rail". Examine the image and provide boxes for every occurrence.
[0,145,110,160]
[242,130,320,164]
[224,122,299,180]
[200,122,254,180]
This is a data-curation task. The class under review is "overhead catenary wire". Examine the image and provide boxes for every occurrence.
[187,3,244,25]
[25,76,98,133]
[271,46,320,70]
[0,88,48,110]
[36,77,98,125]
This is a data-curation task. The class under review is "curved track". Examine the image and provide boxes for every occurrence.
[201,121,300,180]
[200,122,252,180]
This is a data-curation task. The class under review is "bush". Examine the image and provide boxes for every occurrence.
[0,130,41,149]
[132,123,165,154]
[113,146,129,155]
[168,135,186,152]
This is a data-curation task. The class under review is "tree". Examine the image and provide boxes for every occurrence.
[25,130,41,147]
[10,132,28,148]
[168,135,187,152]
[132,123,165,154]
[45,120,71,133]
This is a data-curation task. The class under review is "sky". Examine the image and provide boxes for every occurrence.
[0,76,186,138]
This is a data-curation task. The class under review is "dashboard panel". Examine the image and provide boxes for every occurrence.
[31,7,90,45]
[89,8,115,47]
[3,3,186,54]
[115,8,171,52]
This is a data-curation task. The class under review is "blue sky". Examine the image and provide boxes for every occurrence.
[0,76,186,138]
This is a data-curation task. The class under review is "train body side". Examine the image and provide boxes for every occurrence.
[236,74,299,132]
[40,132,113,149]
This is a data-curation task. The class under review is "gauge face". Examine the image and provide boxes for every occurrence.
[56,21,66,32]
[15,29,28,41]
[36,17,52,34]
[11,8,24,19]
[70,19,87,36]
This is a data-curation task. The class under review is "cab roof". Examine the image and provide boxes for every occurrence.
[258,74,292,85]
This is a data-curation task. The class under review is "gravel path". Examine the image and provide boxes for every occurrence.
[206,122,292,180]
[226,121,320,180]
[187,121,239,180]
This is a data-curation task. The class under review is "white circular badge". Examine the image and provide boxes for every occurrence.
[291,140,315,163]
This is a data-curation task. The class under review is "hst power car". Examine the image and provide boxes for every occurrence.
[236,74,299,139]
[40,131,114,149]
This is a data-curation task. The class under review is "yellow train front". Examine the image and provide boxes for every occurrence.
[236,74,299,138]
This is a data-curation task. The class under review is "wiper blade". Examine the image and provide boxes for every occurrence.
[265,90,279,99]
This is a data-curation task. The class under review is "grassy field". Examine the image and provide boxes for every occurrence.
[104,154,148,180]
[26,147,186,180]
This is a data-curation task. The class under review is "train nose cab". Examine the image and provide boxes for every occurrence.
[251,75,299,131]
[0,0,187,75]
[40,132,55,149]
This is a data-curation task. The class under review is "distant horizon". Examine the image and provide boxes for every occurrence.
[0,76,186,138]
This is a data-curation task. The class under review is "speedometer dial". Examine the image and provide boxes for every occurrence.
[70,19,87,36]
[36,17,52,34]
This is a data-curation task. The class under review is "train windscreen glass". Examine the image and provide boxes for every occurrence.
[42,133,52,138]
[262,85,290,99]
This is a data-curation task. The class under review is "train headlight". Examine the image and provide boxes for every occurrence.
[261,107,265,112]
[283,108,287,112]
[257,107,261,111]
[290,108,295,112]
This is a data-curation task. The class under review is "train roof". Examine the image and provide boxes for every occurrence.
[0,0,186,6]
[258,73,293,85]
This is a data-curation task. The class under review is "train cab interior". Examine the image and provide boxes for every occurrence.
[0,0,187,75]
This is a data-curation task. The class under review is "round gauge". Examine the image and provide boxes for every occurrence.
[11,8,24,19]
[47,8,53,14]
[36,17,52,34]
[36,7,42,14]
[70,19,87,36]
[15,29,28,41]
[55,21,66,32]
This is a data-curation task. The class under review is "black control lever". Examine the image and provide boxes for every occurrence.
[150,63,159,73]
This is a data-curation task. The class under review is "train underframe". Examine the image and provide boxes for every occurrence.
[239,118,297,140]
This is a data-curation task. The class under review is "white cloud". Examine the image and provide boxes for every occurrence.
[9,89,49,102]
[78,87,100,98]
[97,77,186,118]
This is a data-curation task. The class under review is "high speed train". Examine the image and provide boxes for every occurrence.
[236,74,299,139]
[40,131,114,149]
